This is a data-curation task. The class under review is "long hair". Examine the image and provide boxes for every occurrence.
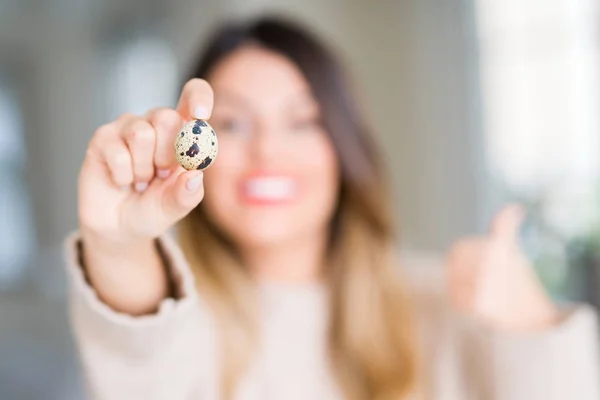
[178,16,419,400]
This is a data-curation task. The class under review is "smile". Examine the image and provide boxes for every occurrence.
[242,176,297,204]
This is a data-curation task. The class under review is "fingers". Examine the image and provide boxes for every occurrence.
[176,78,214,121]
[121,119,156,191]
[147,108,183,178]
[89,110,183,192]
[489,204,526,243]
[103,138,133,188]
[447,238,486,278]
[87,116,134,187]
[161,169,205,221]
[446,237,486,311]
[88,78,213,193]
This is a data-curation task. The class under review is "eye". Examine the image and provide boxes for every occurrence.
[214,117,252,135]
[290,116,321,132]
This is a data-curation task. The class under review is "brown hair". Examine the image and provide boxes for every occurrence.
[178,16,419,400]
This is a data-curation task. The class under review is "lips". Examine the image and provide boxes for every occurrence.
[241,176,297,204]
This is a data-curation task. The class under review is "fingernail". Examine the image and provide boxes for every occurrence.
[135,182,148,193]
[193,106,209,120]
[186,173,203,192]
[157,169,171,179]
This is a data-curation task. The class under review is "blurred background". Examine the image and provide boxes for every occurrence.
[0,0,599,398]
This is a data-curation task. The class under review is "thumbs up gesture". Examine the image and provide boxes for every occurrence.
[446,205,559,331]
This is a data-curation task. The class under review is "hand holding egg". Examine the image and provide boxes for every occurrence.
[79,78,215,246]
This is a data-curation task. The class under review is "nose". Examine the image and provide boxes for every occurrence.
[248,120,282,162]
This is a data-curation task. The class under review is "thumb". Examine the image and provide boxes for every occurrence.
[489,204,526,244]
[162,168,205,223]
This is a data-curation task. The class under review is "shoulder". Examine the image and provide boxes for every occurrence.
[396,248,461,352]
[395,248,457,344]
[396,249,469,395]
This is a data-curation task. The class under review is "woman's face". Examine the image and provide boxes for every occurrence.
[202,46,340,249]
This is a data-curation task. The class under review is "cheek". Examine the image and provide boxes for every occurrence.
[295,135,339,219]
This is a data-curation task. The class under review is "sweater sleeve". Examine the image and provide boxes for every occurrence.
[457,305,600,400]
[64,232,218,400]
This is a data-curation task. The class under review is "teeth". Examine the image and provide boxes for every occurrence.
[245,177,295,200]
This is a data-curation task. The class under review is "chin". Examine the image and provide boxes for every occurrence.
[230,220,298,248]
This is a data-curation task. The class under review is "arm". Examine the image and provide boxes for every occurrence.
[65,232,215,400]
[443,205,600,399]
[70,79,217,399]
[456,305,600,400]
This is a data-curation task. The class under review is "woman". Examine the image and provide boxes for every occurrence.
[67,17,599,399]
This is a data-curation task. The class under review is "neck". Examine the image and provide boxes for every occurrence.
[241,232,328,284]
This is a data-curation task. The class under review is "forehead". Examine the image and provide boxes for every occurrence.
[208,45,314,107]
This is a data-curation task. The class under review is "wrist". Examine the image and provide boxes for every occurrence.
[80,227,156,258]
[78,229,170,315]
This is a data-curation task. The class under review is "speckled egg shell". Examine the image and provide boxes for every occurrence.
[175,119,218,171]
